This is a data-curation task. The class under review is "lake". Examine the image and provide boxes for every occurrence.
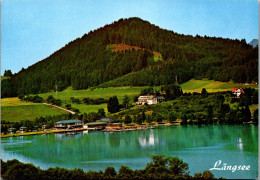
[1,125,258,179]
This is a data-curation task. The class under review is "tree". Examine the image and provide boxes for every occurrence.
[124,115,132,124]
[181,114,187,124]
[195,112,206,124]
[1,79,11,98]
[74,98,81,104]
[155,114,163,123]
[2,162,39,180]
[253,109,258,124]
[98,108,106,118]
[132,115,137,123]
[107,96,120,113]
[216,95,225,106]
[140,87,154,95]
[133,95,139,102]
[136,114,143,125]
[145,155,189,176]
[3,70,13,77]
[118,166,134,179]
[206,106,213,123]
[236,109,244,124]
[201,88,208,97]
[142,110,146,122]
[243,105,251,122]
[252,90,258,104]
[146,115,152,124]
[122,95,130,108]
[168,157,189,176]
[47,95,55,104]
[103,167,117,179]
[202,170,215,179]
[18,94,25,101]
[65,104,72,110]
[70,97,75,103]
[168,111,177,123]
[161,85,182,101]
[53,99,62,106]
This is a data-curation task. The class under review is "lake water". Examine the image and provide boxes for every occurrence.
[1,125,258,179]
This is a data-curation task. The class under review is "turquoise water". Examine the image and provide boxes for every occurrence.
[1,125,258,179]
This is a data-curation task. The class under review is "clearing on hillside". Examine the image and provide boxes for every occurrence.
[180,79,258,93]
[109,44,163,61]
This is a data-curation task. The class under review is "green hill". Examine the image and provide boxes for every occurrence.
[2,17,258,98]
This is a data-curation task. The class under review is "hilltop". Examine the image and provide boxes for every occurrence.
[249,39,258,48]
[2,17,258,97]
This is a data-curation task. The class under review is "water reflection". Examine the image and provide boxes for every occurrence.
[55,133,66,139]
[108,132,121,147]
[237,137,243,151]
[138,130,158,147]
[1,125,258,179]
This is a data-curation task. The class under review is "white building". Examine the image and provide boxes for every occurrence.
[136,95,165,105]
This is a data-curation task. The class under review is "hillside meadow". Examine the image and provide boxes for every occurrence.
[1,79,258,122]
[1,98,68,122]
[180,79,258,93]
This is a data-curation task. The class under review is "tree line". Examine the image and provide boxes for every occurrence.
[1,155,222,179]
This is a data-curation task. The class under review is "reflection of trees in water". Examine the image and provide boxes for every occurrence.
[153,125,258,152]
[108,133,121,147]
[2,125,258,168]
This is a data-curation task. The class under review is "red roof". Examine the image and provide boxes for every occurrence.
[232,88,245,94]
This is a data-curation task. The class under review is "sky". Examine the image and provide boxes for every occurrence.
[1,0,259,74]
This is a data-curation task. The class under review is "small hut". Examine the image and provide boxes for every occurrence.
[19,126,27,133]
[84,122,107,130]
[97,118,114,123]
[8,128,16,134]
[54,120,83,130]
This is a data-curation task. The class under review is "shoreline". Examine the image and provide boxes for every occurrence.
[1,122,180,138]
[1,128,91,138]
[2,121,256,138]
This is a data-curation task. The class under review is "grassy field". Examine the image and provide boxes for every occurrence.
[1,97,37,106]
[39,86,159,104]
[1,104,68,122]
[1,79,258,122]
[38,86,160,114]
[1,86,156,121]
[180,79,258,93]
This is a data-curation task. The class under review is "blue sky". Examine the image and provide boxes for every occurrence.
[1,0,258,74]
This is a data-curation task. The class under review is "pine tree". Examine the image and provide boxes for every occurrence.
[107,96,120,113]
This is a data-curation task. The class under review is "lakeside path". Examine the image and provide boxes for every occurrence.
[43,103,75,114]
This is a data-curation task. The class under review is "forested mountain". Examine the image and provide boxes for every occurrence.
[2,17,258,97]
[249,39,258,48]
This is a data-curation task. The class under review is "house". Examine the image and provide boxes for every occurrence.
[97,118,114,123]
[232,88,245,98]
[156,96,165,103]
[136,95,165,105]
[84,122,107,130]
[8,128,16,134]
[54,120,83,130]
[19,126,27,133]
[105,123,122,130]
